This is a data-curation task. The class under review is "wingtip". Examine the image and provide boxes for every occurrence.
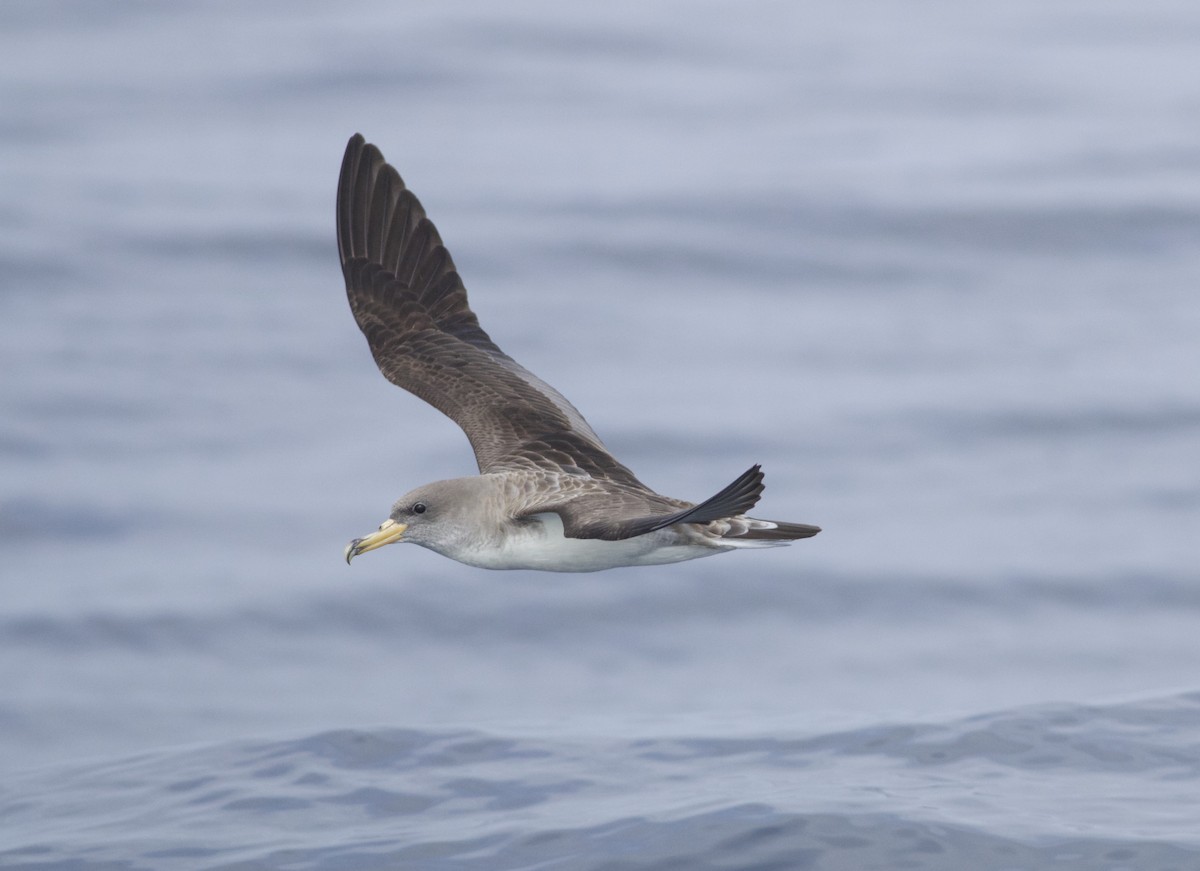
[741,463,766,505]
[683,464,767,525]
[343,133,366,168]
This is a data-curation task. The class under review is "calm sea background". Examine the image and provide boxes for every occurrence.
[3,2,1200,868]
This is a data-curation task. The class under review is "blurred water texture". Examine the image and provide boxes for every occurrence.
[2,1,1199,868]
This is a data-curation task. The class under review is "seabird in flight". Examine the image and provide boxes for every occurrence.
[339,134,819,572]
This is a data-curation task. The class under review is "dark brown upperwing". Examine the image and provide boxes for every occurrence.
[337,134,645,485]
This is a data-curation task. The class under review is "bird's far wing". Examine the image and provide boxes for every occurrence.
[531,465,767,542]
[337,133,644,486]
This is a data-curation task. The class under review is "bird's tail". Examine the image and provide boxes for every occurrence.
[706,517,821,549]
[734,519,821,542]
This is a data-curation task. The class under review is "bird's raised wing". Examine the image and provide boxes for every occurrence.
[337,133,645,486]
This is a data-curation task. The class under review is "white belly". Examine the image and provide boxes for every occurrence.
[460,513,725,572]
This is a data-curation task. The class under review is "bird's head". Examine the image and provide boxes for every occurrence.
[344,478,488,564]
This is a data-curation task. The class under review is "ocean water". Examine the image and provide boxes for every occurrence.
[2,1,1200,868]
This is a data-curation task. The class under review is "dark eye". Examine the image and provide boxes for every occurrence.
[412,502,427,515]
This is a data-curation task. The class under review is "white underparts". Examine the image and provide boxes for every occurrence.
[446,512,786,573]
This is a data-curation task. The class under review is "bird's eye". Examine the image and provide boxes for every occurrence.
[412,502,427,514]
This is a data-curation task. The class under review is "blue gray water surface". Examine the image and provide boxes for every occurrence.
[2,1,1200,868]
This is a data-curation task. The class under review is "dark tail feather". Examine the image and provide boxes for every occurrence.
[738,520,821,541]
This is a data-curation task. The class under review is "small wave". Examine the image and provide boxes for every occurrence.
[5,692,1200,870]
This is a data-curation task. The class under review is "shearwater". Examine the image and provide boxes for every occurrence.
[339,134,819,572]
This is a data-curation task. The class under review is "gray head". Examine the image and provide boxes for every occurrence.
[344,477,490,564]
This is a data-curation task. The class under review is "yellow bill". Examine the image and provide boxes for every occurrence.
[344,518,407,564]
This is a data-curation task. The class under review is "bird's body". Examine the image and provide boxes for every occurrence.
[490,514,716,573]
[355,472,799,572]
[337,134,820,572]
